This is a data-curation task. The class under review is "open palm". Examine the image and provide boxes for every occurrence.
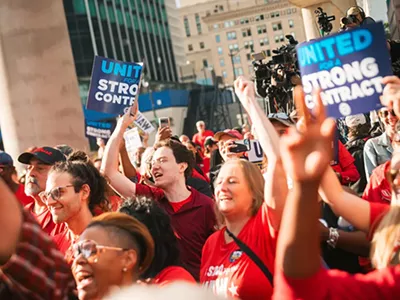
[280,87,336,182]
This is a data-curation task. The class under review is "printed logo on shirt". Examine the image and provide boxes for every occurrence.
[381,189,391,203]
[229,250,243,263]
[203,264,240,298]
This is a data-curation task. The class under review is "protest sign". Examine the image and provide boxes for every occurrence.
[296,22,392,118]
[87,56,143,115]
[134,111,156,134]
[85,120,115,139]
[124,127,143,164]
[236,140,264,163]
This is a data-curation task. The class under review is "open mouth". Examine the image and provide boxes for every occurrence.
[218,196,232,201]
[153,172,163,179]
[76,272,94,289]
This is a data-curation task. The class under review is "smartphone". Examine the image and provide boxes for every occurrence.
[159,117,170,128]
[230,139,251,153]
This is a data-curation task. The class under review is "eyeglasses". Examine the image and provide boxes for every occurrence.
[381,110,397,118]
[39,184,75,204]
[72,240,129,263]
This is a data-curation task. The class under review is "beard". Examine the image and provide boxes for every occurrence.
[25,176,41,196]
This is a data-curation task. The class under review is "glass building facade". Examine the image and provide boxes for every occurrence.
[64,0,178,82]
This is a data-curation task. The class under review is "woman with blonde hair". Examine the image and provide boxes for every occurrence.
[72,212,154,300]
[200,77,288,299]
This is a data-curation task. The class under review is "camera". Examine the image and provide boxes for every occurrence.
[315,7,335,35]
[252,35,299,113]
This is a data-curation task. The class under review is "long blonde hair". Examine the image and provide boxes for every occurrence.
[215,159,265,225]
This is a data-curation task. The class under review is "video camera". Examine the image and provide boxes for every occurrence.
[315,7,335,35]
[252,35,300,113]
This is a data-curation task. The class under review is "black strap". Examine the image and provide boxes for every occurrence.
[226,228,273,286]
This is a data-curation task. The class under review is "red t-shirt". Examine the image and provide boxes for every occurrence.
[192,130,214,148]
[24,202,65,236]
[362,160,391,204]
[153,266,196,286]
[169,194,192,213]
[273,202,393,300]
[15,184,33,206]
[109,195,123,211]
[331,141,360,185]
[135,184,216,281]
[192,168,209,183]
[200,203,276,299]
[54,229,73,255]
[202,157,211,179]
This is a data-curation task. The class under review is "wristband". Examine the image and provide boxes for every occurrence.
[327,227,339,248]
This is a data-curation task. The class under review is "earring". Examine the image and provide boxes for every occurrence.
[122,267,128,272]
[94,258,98,263]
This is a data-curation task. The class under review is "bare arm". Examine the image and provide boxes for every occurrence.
[101,104,139,199]
[0,178,23,264]
[119,140,138,179]
[234,77,287,230]
[319,167,371,233]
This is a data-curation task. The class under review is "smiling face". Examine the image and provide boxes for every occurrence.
[45,171,87,224]
[72,226,135,300]
[150,146,187,189]
[379,108,399,138]
[214,160,254,219]
[218,135,242,162]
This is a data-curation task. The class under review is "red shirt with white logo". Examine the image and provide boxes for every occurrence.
[200,202,276,299]
[362,160,391,204]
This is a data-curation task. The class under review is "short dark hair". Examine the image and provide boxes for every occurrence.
[119,196,181,279]
[154,139,194,179]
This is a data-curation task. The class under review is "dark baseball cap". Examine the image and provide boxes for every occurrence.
[18,146,66,165]
[0,151,13,166]
[204,137,217,147]
[268,113,294,127]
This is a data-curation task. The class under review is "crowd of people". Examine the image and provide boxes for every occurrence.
[1,8,400,298]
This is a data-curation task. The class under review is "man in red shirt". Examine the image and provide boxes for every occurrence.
[102,104,216,281]
[18,147,66,236]
[0,151,32,206]
[192,121,214,149]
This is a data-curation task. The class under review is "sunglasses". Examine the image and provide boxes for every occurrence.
[72,240,129,263]
[39,184,75,204]
[381,110,397,118]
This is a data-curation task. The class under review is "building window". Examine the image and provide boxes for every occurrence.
[218,47,223,55]
[248,65,254,75]
[257,25,267,34]
[289,19,294,28]
[271,12,275,18]
[220,59,225,67]
[222,71,227,78]
[246,53,252,61]
[235,67,244,76]
[233,56,241,64]
[280,35,284,42]
[266,49,271,56]
[229,43,239,52]
[275,11,280,17]
[188,44,193,51]
[240,18,250,24]
[244,40,254,49]
[200,42,205,49]
[273,22,282,31]
[184,17,190,37]
[255,14,265,22]
[227,31,237,40]
[203,59,208,68]
[216,35,221,43]
[260,38,269,46]
[287,8,292,14]
[291,32,296,39]
[264,0,269,3]
[195,14,202,34]
[292,8,297,13]
[213,24,219,30]
[274,35,279,43]
[242,28,252,37]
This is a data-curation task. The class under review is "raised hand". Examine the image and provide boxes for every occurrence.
[155,126,172,143]
[234,76,256,111]
[381,76,400,117]
[118,100,139,130]
[280,86,336,182]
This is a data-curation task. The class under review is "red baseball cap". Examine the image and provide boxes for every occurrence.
[214,129,243,141]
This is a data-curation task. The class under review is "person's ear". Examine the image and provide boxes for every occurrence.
[80,184,91,202]
[122,249,138,272]
[179,162,188,175]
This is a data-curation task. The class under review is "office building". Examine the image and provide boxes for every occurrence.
[63,0,179,83]
[179,0,306,84]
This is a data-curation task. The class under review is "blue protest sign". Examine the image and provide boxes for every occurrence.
[296,22,392,118]
[87,56,143,115]
[85,120,116,139]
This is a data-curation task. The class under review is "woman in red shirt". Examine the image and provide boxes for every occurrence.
[200,77,288,299]
[119,196,195,285]
[273,86,400,300]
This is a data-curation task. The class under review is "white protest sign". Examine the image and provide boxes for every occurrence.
[134,111,155,134]
[124,127,143,164]
[237,139,264,163]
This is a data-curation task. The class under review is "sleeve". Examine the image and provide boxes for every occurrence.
[273,266,400,300]
[337,142,360,184]
[368,202,390,239]
[135,183,165,202]
[362,170,384,203]
[364,140,377,181]
[0,210,75,299]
